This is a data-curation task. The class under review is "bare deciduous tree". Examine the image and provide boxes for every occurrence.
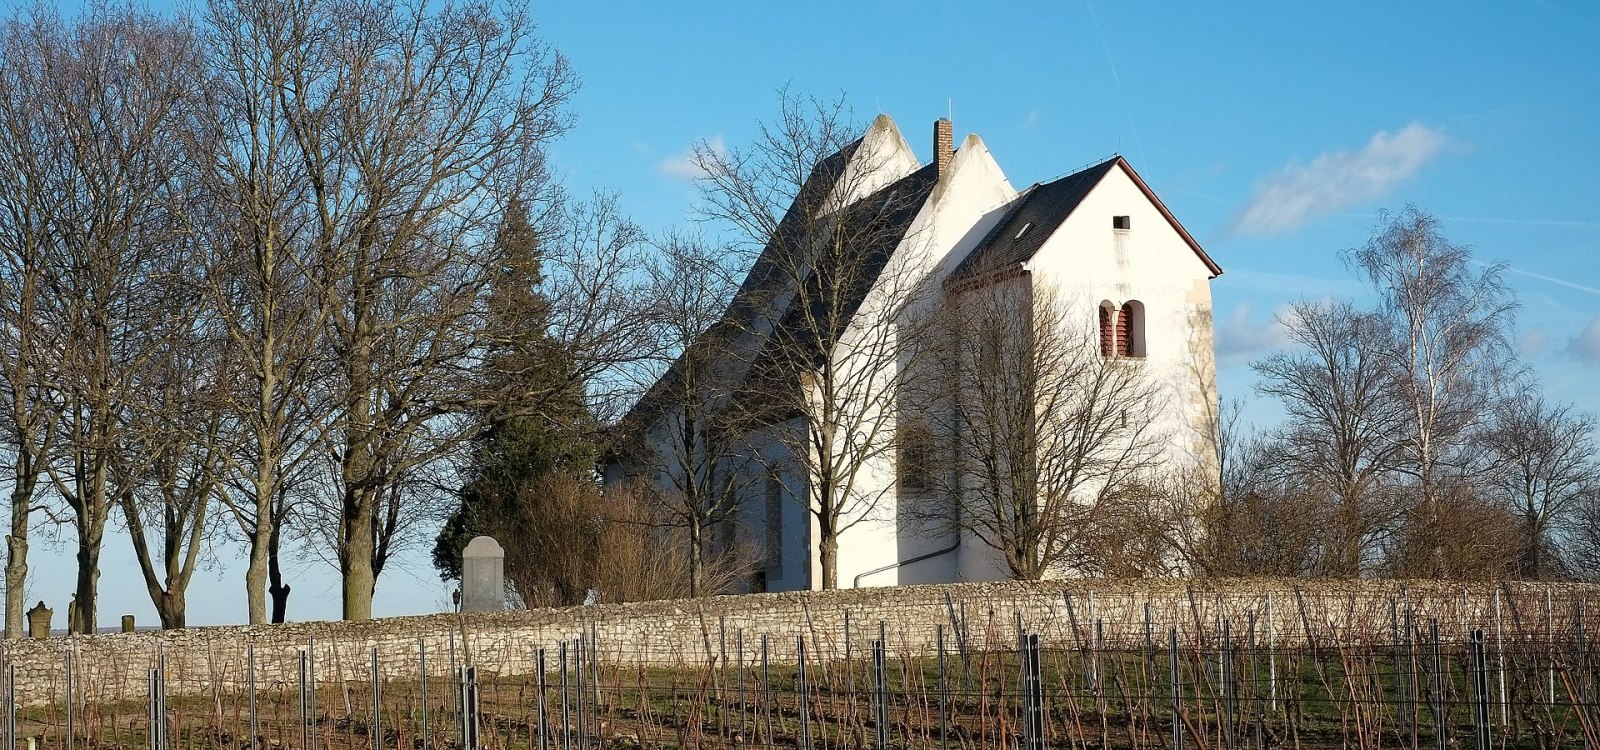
[594,481,756,604]
[117,301,229,629]
[1146,396,1253,576]
[919,279,1165,580]
[1252,300,1407,575]
[192,0,341,625]
[693,90,935,588]
[268,0,575,619]
[537,193,656,424]
[1476,391,1598,578]
[0,10,67,637]
[625,231,759,595]
[22,7,202,633]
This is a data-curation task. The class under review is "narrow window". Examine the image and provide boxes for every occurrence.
[1014,222,1032,240]
[1113,215,1132,230]
[1098,303,1115,358]
[1120,300,1145,357]
[898,420,933,494]
[764,474,782,580]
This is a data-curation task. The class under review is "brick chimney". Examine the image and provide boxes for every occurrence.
[934,118,953,178]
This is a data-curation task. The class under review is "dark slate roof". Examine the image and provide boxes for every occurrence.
[948,156,1120,281]
[727,140,861,309]
[762,162,939,369]
[731,162,939,421]
[617,142,937,434]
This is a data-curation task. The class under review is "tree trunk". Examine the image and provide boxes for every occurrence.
[269,582,291,624]
[1334,495,1363,577]
[1424,487,1445,577]
[341,484,377,620]
[1011,548,1045,581]
[243,469,277,624]
[72,533,101,634]
[5,477,30,639]
[3,531,25,639]
[268,517,290,623]
[244,530,269,625]
[688,522,704,597]
[1522,512,1542,579]
[820,534,838,590]
[155,591,185,630]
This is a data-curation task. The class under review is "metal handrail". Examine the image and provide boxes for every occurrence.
[852,539,961,588]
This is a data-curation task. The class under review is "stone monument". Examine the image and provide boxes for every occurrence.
[461,535,506,612]
[26,601,51,639]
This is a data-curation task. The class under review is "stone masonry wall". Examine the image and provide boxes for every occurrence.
[4,578,1598,706]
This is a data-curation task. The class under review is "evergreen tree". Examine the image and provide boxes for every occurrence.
[432,197,596,583]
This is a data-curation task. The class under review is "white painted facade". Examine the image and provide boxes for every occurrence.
[613,114,1219,592]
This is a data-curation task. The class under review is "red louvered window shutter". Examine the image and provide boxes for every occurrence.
[1099,306,1113,357]
[1116,303,1132,357]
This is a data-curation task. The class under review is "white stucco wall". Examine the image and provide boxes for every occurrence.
[1023,163,1218,480]
[938,163,1217,581]
[829,130,1023,590]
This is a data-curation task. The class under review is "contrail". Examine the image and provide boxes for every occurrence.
[1339,212,1600,231]
[1446,215,1600,230]
[1084,0,1147,170]
[1495,264,1600,297]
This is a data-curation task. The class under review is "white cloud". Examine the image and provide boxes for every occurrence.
[1214,303,1294,367]
[1521,328,1551,358]
[1231,123,1449,236]
[656,135,725,180]
[1567,317,1600,364]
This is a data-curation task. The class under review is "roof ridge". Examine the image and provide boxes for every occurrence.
[1029,153,1121,190]
[946,157,1121,282]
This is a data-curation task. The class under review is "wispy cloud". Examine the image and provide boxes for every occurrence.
[1231,123,1450,236]
[1521,328,1551,358]
[1214,303,1294,367]
[656,135,725,181]
[1020,107,1041,130]
[1568,317,1600,364]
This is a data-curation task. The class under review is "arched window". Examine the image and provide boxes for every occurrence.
[1098,302,1116,358]
[1119,300,1145,357]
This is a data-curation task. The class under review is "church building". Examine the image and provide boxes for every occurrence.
[610,114,1222,591]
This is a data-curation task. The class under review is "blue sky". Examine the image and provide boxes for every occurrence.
[541,1,1600,412]
[17,1,1600,626]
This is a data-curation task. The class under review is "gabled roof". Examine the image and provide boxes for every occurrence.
[948,155,1221,282]
[949,157,1119,280]
[764,163,938,365]
[726,140,861,310]
[618,139,936,434]
[734,163,939,419]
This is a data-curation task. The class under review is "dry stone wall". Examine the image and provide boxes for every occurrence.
[4,578,1597,706]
